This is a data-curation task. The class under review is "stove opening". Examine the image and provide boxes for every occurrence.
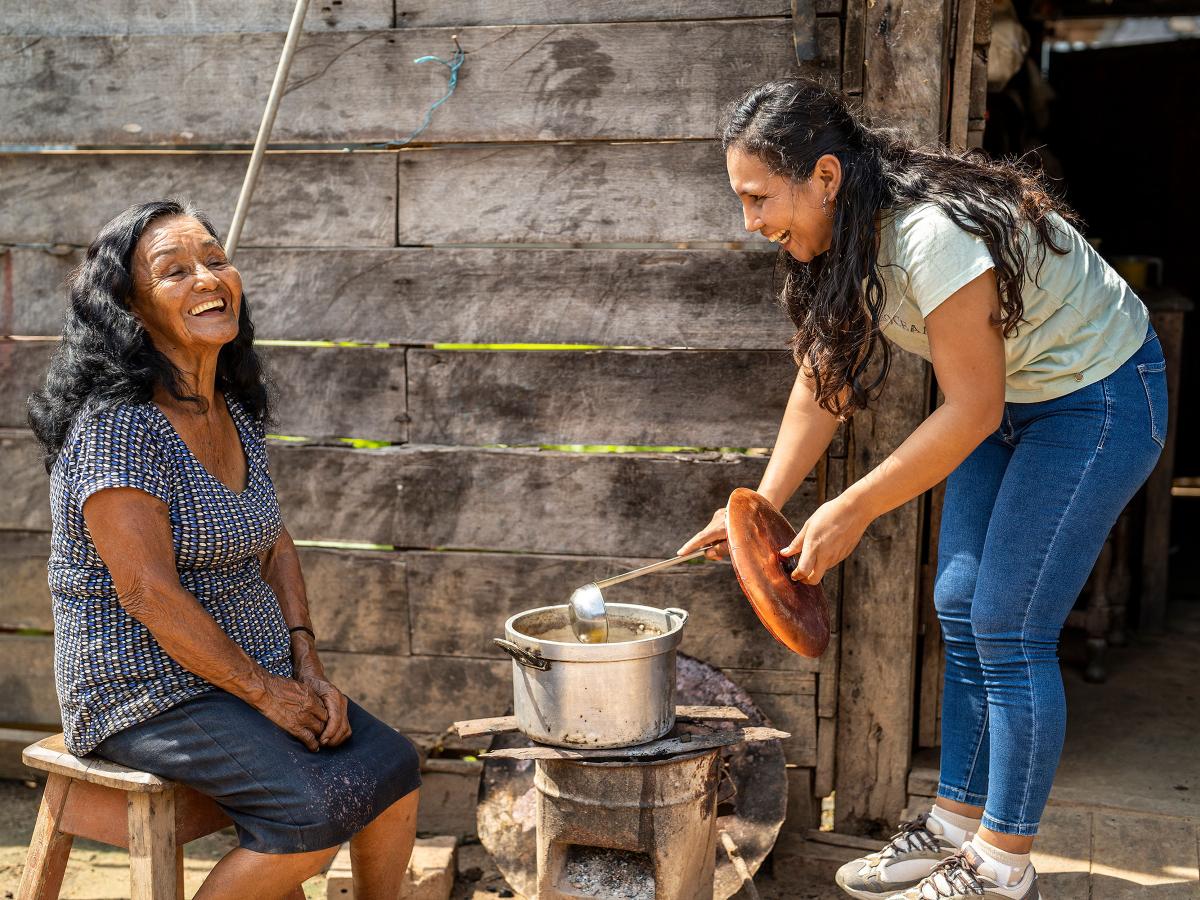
[559,845,655,899]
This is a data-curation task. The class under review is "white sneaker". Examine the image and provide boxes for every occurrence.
[886,846,1041,899]
[834,813,962,898]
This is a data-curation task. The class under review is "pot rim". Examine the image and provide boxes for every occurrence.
[503,603,687,662]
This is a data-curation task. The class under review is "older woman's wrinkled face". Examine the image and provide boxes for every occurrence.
[129,215,242,354]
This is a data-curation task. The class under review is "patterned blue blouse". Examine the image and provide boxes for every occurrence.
[48,396,293,755]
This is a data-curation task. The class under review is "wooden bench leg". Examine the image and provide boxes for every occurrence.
[128,789,180,900]
[17,773,75,900]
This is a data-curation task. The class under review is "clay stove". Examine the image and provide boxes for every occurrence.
[455,700,787,900]
[536,746,720,900]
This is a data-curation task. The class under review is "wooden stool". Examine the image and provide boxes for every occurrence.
[18,733,231,900]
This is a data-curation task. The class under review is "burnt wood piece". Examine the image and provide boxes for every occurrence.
[0,21,801,146]
[406,549,821,672]
[0,341,407,442]
[0,154,394,248]
[483,725,789,760]
[726,488,830,658]
[452,706,750,739]
[6,245,789,346]
[395,2,792,27]
[4,0,390,34]
[407,349,794,448]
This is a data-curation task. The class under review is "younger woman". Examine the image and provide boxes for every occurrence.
[680,79,1164,900]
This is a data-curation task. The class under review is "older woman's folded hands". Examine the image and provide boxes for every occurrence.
[297,671,353,748]
[255,675,330,752]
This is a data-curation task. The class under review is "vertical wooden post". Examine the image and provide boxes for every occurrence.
[128,789,180,900]
[1140,296,1192,630]
[17,773,74,900]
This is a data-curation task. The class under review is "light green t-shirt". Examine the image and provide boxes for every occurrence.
[875,201,1149,402]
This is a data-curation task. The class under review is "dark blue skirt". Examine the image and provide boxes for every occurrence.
[93,690,421,854]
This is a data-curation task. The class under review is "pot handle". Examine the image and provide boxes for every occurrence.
[664,607,689,627]
[493,638,552,671]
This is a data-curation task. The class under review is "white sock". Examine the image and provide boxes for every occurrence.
[930,804,981,847]
[970,835,1031,886]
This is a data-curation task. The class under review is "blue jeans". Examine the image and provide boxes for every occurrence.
[934,329,1167,835]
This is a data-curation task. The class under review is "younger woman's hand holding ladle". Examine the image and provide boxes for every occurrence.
[677,507,731,560]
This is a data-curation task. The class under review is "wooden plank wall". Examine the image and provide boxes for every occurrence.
[0,0,962,843]
[0,0,875,849]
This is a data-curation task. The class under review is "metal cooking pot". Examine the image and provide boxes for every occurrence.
[494,603,689,749]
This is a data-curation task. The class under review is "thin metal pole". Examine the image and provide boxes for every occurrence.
[225,0,311,259]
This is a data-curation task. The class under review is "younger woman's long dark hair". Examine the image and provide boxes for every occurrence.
[722,78,1079,417]
[28,199,272,471]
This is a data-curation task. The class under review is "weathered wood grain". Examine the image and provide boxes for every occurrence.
[395,2,791,27]
[259,345,407,441]
[322,652,512,736]
[0,21,801,146]
[0,635,513,735]
[0,532,52,632]
[296,547,408,654]
[0,636,60,725]
[408,349,794,447]
[8,245,790,347]
[0,429,51,532]
[862,0,948,144]
[722,667,817,765]
[396,141,746,245]
[3,430,812,559]
[384,446,801,558]
[0,536,410,653]
[1,0,391,34]
[405,550,819,671]
[834,346,929,832]
[0,341,407,442]
[842,0,866,94]
[0,153,395,247]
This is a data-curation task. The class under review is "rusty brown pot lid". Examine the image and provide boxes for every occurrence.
[725,487,830,658]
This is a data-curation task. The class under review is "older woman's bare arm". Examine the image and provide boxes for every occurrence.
[84,487,331,751]
[260,527,352,747]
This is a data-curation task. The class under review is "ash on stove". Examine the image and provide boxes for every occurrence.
[562,846,656,899]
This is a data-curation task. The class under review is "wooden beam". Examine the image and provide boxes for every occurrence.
[395,141,750,245]
[0,153,396,248]
[394,2,793,27]
[834,356,928,831]
[0,21,802,146]
[7,244,790,347]
[408,349,794,447]
[2,0,391,34]
[1,430,794,554]
[2,341,408,442]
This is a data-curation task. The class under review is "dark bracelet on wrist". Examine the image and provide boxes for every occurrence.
[289,625,316,641]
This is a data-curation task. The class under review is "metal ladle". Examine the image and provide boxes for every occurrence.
[567,546,715,643]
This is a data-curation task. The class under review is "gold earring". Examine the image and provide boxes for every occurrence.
[822,195,835,219]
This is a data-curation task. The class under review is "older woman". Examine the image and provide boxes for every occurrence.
[28,200,421,900]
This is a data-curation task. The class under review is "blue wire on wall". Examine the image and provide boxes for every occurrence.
[387,36,466,148]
